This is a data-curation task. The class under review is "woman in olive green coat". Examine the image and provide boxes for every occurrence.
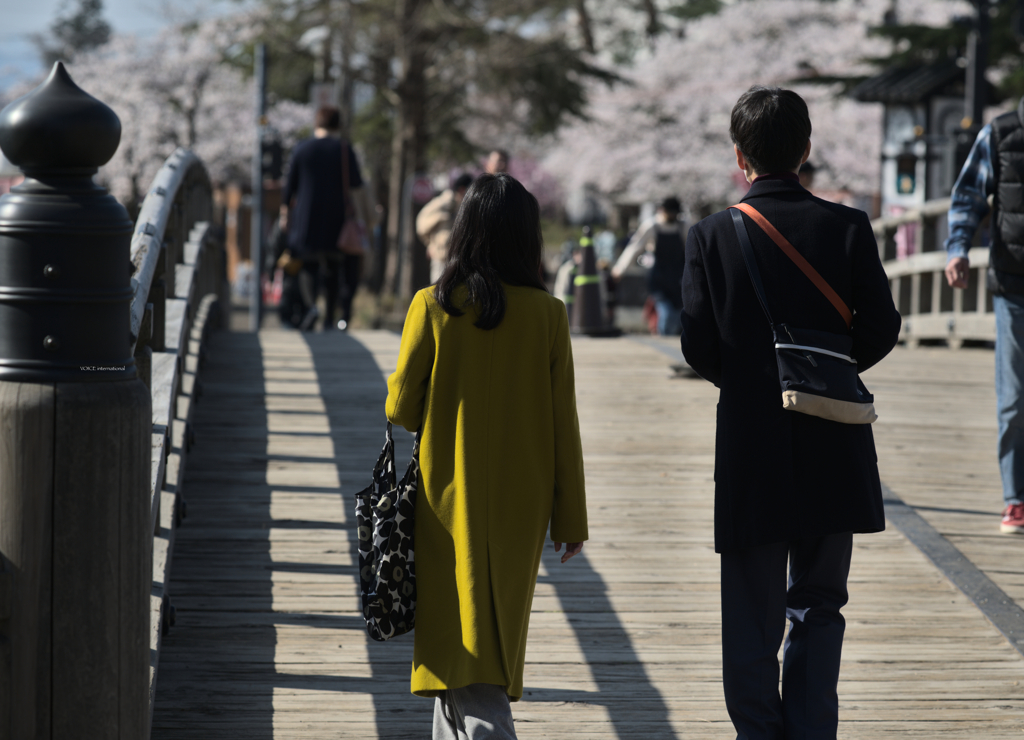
[386,173,588,739]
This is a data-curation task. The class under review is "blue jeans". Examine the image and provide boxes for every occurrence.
[995,294,1024,506]
[652,292,682,336]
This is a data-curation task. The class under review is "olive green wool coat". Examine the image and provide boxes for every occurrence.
[386,284,588,701]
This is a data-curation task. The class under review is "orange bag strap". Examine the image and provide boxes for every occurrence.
[730,202,853,329]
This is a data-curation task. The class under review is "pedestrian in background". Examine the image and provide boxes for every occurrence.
[944,98,1024,534]
[416,173,474,283]
[681,86,901,740]
[485,148,509,174]
[265,219,306,328]
[611,196,688,335]
[386,173,588,740]
[280,105,368,331]
[553,241,582,320]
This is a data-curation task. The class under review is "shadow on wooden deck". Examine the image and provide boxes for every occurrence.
[152,329,678,738]
[527,548,678,737]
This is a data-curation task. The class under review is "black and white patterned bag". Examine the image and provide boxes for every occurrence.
[354,422,419,641]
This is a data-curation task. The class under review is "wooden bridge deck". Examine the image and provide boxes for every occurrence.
[152,329,1024,739]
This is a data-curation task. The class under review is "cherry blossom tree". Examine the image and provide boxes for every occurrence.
[41,12,314,209]
[570,0,722,63]
[543,0,973,211]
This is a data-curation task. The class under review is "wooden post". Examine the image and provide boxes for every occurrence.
[0,383,55,740]
[50,381,151,739]
[0,63,151,739]
[135,304,154,389]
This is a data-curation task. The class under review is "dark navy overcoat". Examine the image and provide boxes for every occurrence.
[680,177,901,553]
[282,136,363,255]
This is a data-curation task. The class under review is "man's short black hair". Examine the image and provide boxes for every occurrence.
[453,173,474,191]
[730,86,811,175]
[315,106,341,131]
[660,196,681,215]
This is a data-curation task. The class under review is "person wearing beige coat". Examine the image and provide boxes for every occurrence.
[416,174,474,283]
[387,172,588,739]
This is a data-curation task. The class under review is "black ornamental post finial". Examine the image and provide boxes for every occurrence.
[0,61,135,382]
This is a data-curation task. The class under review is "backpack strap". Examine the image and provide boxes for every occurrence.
[729,202,853,329]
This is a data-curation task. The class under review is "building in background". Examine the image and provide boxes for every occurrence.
[852,59,995,219]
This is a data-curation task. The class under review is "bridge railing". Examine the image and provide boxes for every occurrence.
[129,148,228,729]
[873,199,994,347]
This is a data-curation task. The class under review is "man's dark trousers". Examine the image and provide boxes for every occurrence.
[720,532,853,740]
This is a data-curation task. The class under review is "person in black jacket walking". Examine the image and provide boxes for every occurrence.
[280,106,366,331]
[680,86,901,740]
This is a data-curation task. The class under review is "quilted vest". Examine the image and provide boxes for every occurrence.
[989,99,1024,294]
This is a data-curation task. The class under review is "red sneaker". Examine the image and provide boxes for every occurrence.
[1001,503,1024,534]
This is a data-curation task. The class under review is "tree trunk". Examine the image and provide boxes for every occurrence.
[383,100,407,299]
[382,0,425,305]
[339,0,355,131]
[640,0,659,37]
[367,51,392,298]
[575,0,596,54]
[396,48,426,304]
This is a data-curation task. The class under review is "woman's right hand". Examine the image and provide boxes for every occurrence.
[553,541,584,564]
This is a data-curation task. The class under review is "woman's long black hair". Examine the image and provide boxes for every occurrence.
[434,173,547,330]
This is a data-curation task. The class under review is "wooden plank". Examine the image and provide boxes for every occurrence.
[150,432,167,538]
[0,382,55,739]
[148,489,179,731]
[184,240,201,267]
[152,331,1024,739]
[882,484,1024,656]
[52,379,151,739]
[151,351,178,539]
[864,346,1024,631]
[146,288,219,736]
[151,352,179,429]
[165,298,189,360]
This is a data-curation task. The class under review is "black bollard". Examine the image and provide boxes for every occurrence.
[571,226,621,337]
[0,62,151,739]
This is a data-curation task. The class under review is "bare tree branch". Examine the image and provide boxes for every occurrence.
[576,0,596,54]
[639,0,659,38]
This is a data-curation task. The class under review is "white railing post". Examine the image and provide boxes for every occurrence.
[874,198,995,347]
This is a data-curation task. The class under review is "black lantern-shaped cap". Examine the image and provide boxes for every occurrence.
[0,62,136,383]
[0,62,122,174]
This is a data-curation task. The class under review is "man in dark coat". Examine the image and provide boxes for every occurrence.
[680,86,901,740]
[280,105,365,331]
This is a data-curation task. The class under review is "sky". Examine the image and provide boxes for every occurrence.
[0,0,233,91]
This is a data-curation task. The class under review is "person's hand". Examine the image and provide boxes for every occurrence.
[553,541,583,564]
[279,205,289,231]
[945,256,970,289]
